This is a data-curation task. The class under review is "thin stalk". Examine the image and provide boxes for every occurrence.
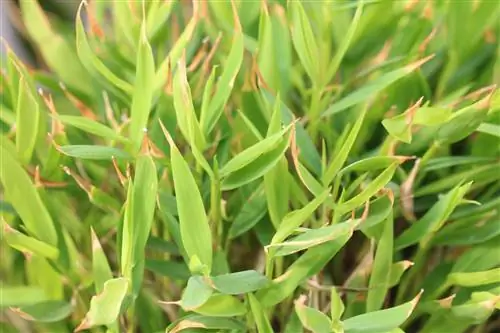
[308,87,323,141]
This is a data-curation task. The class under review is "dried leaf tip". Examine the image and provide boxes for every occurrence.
[437,294,455,309]
[230,0,242,33]
[112,156,127,187]
[410,289,424,309]
[405,54,435,73]
[476,86,496,110]
[90,227,101,252]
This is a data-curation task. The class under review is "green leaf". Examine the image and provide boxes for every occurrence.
[248,293,274,333]
[331,287,345,322]
[76,2,133,94]
[437,96,490,144]
[2,223,59,260]
[146,0,174,40]
[322,56,434,118]
[220,129,292,190]
[124,153,158,295]
[20,0,92,95]
[56,115,128,142]
[323,106,367,185]
[388,261,414,287]
[0,286,49,308]
[288,1,320,84]
[338,162,398,214]
[270,189,330,248]
[193,294,247,317]
[477,122,500,137]
[295,297,332,333]
[0,145,57,246]
[340,156,411,176]
[145,259,190,281]
[262,90,321,175]
[15,77,39,165]
[367,212,394,312]
[166,314,245,333]
[167,134,213,272]
[180,276,213,310]
[172,56,206,150]
[75,278,129,332]
[201,6,244,135]
[58,145,131,160]
[326,1,364,83]
[257,232,352,307]
[342,292,422,333]
[91,228,113,294]
[395,182,472,250]
[268,219,358,257]
[220,125,291,177]
[448,268,500,287]
[228,187,267,239]
[210,270,269,295]
[154,10,198,95]
[15,301,72,323]
[129,23,156,149]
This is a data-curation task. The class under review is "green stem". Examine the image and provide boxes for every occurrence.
[308,87,323,142]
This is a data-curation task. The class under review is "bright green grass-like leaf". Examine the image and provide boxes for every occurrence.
[258,232,352,307]
[322,56,434,118]
[270,189,330,247]
[395,182,472,250]
[2,223,59,260]
[56,115,128,142]
[248,293,274,333]
[201,5,244,135]
[228,186,267,239]
[172,56,205,150]
[268,219,358,257]
[338,162,398,214]
[437,96,491,144]
[193,294,247,317]
[167,134,213,272]
[448,268,500,287]
[210,270,269,295]
[122,152,158,295]
[58,145,131,160]
[75,278,129,332]
[15,301,72,323]
[129,23,156,149]
[340,156,411,175]
[220,124,291,177]
[477,122,500,137]
[288,1,320,85]
[146,0,174,40]
[367,212,394,312]
[0,145,57,246]
[220,129,292,190]
[323,105,367,185]
[154,8,198,95]
[342,292,422,333]
[295,297,332,333]
[15,77,39,165]
[76,2,133,94]
[180,276,213,310]
[0,286,49,308]
[20,0,92,95]
[262,90,322,175]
